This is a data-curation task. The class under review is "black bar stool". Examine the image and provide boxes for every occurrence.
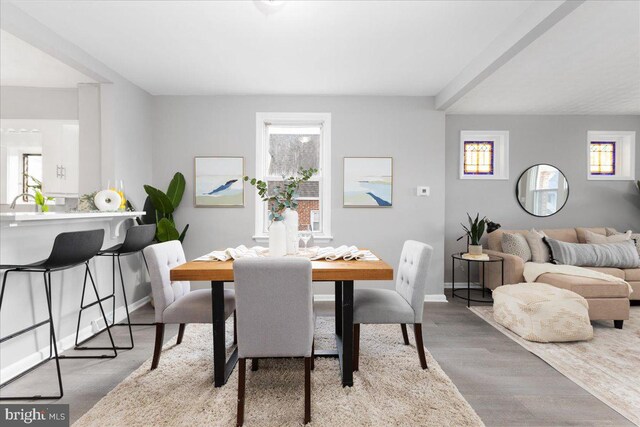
[0,229,116,400]
[74,224,156,351]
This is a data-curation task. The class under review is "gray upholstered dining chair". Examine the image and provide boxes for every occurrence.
[233,257,314,426]
[353,240,433,370]
[143,241,236,370]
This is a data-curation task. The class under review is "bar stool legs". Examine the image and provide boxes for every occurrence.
[71,262,121,355]
[0,270,63,400]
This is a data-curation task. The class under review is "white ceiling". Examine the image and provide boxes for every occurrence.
[8,0,533,96]
[447,0,640,115]
[4,1,639,114]
[0,29,95,88]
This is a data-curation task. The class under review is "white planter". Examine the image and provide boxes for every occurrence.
[269,220,287,257]
[283,208,299,255]
[468,244,483,255]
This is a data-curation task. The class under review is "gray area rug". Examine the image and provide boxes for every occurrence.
[471,305,640,426]
[74,317,483,426]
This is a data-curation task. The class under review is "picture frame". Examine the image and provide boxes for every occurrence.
[194,156,244,207]
[343,157,393,207]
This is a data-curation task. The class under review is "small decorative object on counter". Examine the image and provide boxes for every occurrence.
[94,189,122,212]
[77,191,98,211]
[34,190,54,212]
[461,213,487,255]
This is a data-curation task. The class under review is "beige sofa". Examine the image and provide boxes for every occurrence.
[484,227,637,329]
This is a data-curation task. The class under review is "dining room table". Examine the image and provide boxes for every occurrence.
[170,253,394,387]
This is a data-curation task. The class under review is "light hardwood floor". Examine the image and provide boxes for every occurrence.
[0,291,632,426]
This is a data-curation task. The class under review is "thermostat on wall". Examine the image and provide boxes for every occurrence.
[417,186,430,196]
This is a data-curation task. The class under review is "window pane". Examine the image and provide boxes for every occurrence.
[267,126,320,177]
[267,180,319,198]
[463,141,494,175]
[590,141,615,175]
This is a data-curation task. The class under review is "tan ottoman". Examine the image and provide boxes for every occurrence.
[493,283,593,343]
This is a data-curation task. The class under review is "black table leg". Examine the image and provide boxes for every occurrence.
[341,280,354,387]
[211,280,227,387]
[451,257,455,299]
[466,260,471,308]
[335,281,343,336]
[482,263,486,298]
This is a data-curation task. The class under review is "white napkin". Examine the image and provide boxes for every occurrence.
[308,245,379,261]
[194,245,268,261]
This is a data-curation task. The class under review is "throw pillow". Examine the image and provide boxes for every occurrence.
[606,228,640,257]
[501,233,532,262]
[544,237,640,268]
[524,229,551,263]
[584,229,631,244]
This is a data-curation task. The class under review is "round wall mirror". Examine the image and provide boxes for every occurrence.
[516,164,569,217]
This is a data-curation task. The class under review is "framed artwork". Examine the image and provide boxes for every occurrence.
[194,156,244,207]
[343,157,393,207]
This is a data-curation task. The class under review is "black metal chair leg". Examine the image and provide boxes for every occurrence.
[63,263,118,358]
[0,270,64,400]
[116,255,134,348]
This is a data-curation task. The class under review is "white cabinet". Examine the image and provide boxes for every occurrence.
[42,123,79,196]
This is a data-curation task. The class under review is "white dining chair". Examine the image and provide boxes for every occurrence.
[233,257,314,426]
[143,241,236,370]
[353,240,433,370]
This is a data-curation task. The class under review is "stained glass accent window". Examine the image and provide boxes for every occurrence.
[463,141,494,175]
[590,142,615,175]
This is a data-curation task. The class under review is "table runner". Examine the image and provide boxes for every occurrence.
[194,245,379,262]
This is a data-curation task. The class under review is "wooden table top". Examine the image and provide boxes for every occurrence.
[170,255,394,282]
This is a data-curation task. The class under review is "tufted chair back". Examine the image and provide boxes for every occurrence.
[395,240,433,323]
[143,241,191,323]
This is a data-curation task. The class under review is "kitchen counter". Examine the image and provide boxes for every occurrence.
[0,211,145,237]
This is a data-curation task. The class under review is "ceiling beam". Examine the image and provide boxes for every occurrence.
[435,0,584,111]
[1,1,112,84]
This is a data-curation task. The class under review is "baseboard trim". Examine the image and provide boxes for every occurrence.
[313,294,448,303]
[0,296,151,384]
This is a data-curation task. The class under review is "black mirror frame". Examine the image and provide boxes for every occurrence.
[515,163,570,218]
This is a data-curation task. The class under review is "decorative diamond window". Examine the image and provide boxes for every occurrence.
[589,142,615,176]
[463,141,494,175]
[587,131,636,181]
[459,131,509,180]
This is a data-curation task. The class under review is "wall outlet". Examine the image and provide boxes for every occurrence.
[416,186,430,196]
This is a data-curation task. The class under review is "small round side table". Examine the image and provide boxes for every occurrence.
[451,253,504,307]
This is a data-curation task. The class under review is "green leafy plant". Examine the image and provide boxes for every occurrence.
[461,213,487,245]
[138,172,189,242]
[34,189,54,212]
[244,167,317,222]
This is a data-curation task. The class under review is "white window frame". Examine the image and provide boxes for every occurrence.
[587,131,636,181]
[459,131,509,180]
[253,112,332,242]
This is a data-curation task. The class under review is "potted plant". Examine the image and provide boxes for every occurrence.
[245,167,317,256]
[137,172,189,242]
[461,213,487,255]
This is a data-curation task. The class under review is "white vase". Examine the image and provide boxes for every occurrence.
[468,244,483,255]
[283,208,299,255]
[269,220,287,257]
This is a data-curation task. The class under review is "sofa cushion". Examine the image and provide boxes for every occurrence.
[544,228,579,243]
[584,229,631,244]
[487,229,528,252]
[606,228,640,257]
[536,273,631,298]
[624,268,640,282]
[576,227,607,243]
[525,229,551,263]
[584,267,626,280]
[545,237,640,269]
[501,232,532,262]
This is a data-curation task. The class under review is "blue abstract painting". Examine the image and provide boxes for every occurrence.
[195,157,244,207]
[343,157,392,207]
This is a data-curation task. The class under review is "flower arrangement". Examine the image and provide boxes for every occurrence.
[244,167,317,222]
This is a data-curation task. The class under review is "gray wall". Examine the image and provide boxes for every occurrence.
[445,114,640,282]
[0,86,78,119]
[152,96,446,296]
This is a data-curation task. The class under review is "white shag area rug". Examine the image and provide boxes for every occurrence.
[471,305,640,426]
[74,317,483,426]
